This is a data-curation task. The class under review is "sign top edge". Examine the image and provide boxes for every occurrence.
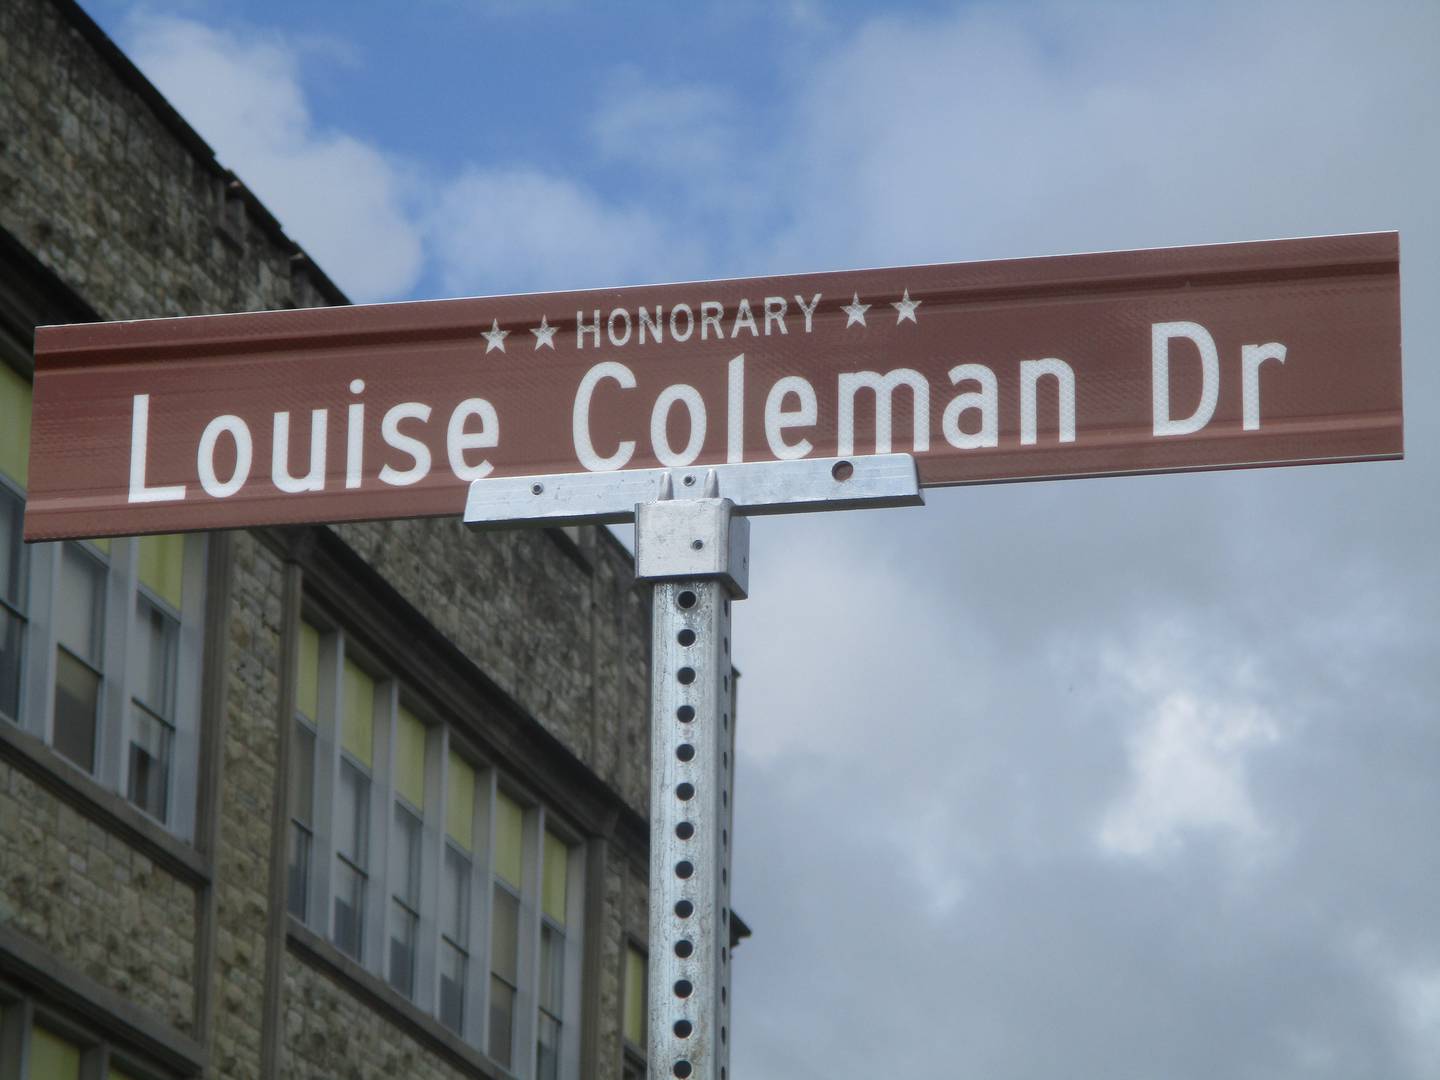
[32,231,1399,346]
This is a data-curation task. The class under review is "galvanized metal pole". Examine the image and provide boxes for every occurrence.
[634,475,747,1080]
[463,454,922,1080]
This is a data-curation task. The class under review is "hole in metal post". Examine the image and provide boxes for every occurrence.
[677,590,697,609]
[675,899,694,918]
[674,1060,693,1079]
[673,1020,693,1039]
[682,474,696,487]
[530,482,545,495]
[677,667,696,685]
[676,782,695,801]
[677,743,695,762]
[678,629,696,647]
[675,861,694,879]
[676,821,695,840]
[677,705,695,723]
[674,979,693,998]
[691,539,704,550]
[675,939,694,958]
[832,459,854,481]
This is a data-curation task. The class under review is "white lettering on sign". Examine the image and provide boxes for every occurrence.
[942,364,998,450]
[121,317,1289,507]
[1152,321,1219,437]
[128,394,186,503]
[447,398,500,481]
[765,376,817,460]
[574,295,826,348]
[1152,322,1289,437]
[346,379,366,489]
[197,414,252,498]
[837,369,930,457]
[573,361,636,471]
[1241,343,1287,431]
[1019,359,1076,446]
[272,409,327,493]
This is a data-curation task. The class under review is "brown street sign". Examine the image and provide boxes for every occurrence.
[24,232,1401,541]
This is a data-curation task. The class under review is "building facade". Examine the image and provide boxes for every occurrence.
[0,1,671,1077]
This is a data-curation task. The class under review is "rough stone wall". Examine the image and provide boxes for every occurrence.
[0,0,305,322]
[331,520,650,818]
[0,0,652,824]
[281,958,481,1080]
[0,760,197,1032]
[208,530,287,1079]
[0,3,656,1078]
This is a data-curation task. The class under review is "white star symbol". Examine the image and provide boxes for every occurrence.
[841,293,870,328]
[482,318,509,353]
[530,315,558,350]
[891,289,921,324]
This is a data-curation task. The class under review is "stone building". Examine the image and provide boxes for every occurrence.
[0,1,712,1077]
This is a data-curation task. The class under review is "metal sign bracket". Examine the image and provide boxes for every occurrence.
[465,454,922,1080]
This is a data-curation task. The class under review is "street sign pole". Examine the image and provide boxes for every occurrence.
[465,454,923,1079]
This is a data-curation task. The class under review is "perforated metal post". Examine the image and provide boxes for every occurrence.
[463,454,923,1080]
[635,478,747,1080]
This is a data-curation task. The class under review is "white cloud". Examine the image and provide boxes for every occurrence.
[760,1,1440,275]
[1097,688,1279,859]
[425,166,698,296]
[125,13,424,302]
[591,76,739,176]
[1393,968,1440,1076]
[1095,628,1281,860]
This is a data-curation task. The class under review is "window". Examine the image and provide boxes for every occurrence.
[388,706,426,997]
[536,832,568,1080]
[0,362,206,839]
[440,752,475,1034]
[288,615,586,1078]
[334,658,375,961]
[489,790,523,1067]
[622,942,647,1080]
[0,990,177,1079]
[287,622,320,920]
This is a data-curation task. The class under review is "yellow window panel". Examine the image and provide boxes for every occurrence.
[342,658,374,767]
[29,1023,82,1080]
[296,621,320,722]
[137,533,185,609]
[624,945,647,1046]
[395,705,426,810]
[447,751,475,851]
[493,790,524,888]
[542,830,568,925]
[0,363,31,489]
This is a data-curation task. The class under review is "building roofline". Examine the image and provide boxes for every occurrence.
[53,0,350,309]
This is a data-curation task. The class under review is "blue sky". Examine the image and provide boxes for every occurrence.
[79,2,1440,1077]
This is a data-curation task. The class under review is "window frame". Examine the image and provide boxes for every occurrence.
[0,983,180,1080]
[289,609,587,1079]
[0,421,207,841]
